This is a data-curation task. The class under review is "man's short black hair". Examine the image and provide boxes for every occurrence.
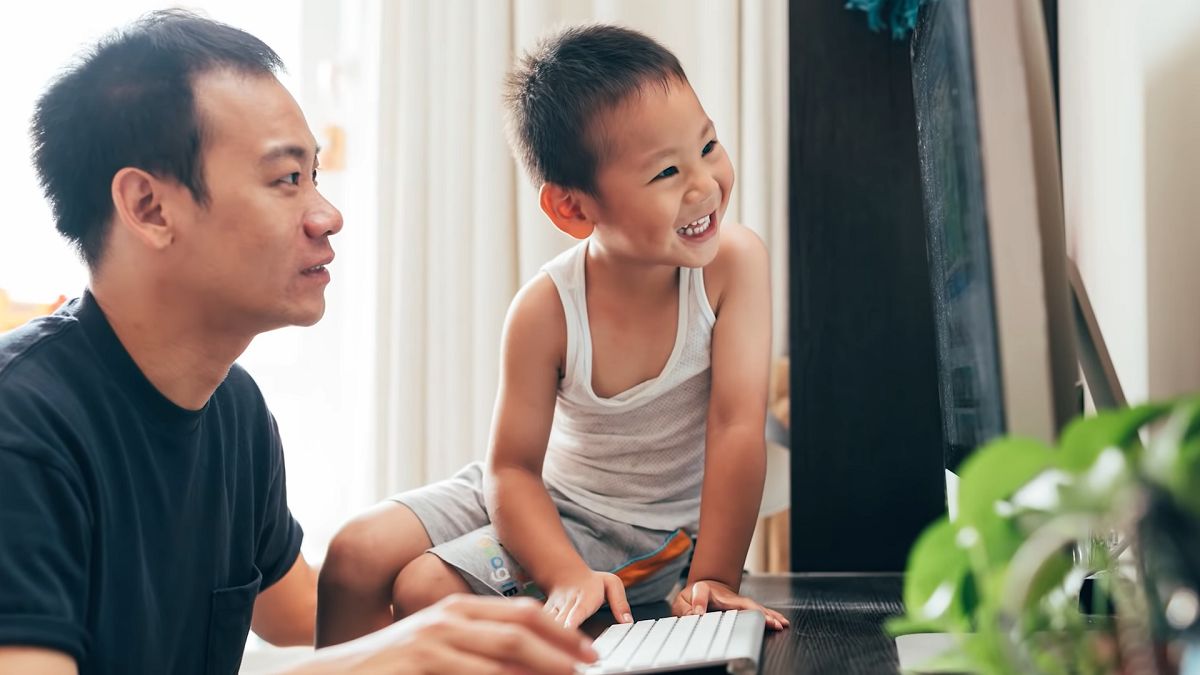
[30,9,284,268]
[503,24,687,195]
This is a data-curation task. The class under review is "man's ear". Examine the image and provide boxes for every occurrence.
[110,167,176,250]
[539,183,594,240]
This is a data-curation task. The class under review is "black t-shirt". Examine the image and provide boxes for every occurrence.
[0,292,303,674]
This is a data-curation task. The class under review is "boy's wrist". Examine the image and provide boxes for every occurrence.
[541,561,594,591]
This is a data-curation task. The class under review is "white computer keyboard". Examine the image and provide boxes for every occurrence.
[582,609,765,674]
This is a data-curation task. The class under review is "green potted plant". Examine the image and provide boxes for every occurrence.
[891,396,1200,674]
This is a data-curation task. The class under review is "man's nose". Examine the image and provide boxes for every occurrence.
[304,195,344,238]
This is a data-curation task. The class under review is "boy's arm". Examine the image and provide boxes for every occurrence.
[680,225,789,629]
[484,275,632,628]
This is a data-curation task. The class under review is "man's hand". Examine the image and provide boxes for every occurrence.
[294,595,596,674]
[671,580,790,631]
[543,570,633,629]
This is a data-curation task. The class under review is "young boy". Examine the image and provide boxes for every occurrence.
[315,24,789,646]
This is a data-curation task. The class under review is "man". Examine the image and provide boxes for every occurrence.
[0,10,595,674]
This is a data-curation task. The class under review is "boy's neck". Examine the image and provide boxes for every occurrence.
[584,239,678,299]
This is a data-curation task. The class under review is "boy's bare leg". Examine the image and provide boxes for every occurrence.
[391,552,474,620]
[316,501,432,647]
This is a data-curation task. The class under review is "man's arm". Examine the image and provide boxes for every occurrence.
[285,596,595,674]
[485,276,632,628]
[252,553,317,646]
[676,225,789,630]
[0,647,77,675]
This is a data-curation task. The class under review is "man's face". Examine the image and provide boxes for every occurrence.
[166,70,342,333]
[584,77,734,269]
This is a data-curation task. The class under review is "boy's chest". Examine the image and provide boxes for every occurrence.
[588,303,679,399]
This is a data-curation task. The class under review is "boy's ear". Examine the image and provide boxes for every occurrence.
[110,167,176,251]
[539,183,594,240]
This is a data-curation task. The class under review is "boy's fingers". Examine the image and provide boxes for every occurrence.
[688,582,711,614]
[670,592,692,617]
[602,574,634,623]
[562,597,587,629]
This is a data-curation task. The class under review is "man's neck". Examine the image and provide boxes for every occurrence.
[90,280,253,411]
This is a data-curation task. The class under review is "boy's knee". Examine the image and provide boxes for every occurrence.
[320,515,400,592]
[392,553,469,616]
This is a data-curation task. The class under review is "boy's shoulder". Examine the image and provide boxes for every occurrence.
[502,270,569,362]
[704,223,769,308]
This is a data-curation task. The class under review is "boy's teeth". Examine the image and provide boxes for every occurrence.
[678,214,712,236]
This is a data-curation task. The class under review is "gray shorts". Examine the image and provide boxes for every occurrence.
[390,462,692,605]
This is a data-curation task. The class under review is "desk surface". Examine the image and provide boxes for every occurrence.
[582,573,905,675]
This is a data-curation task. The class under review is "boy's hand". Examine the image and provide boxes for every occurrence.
[671,580,790,631]
[543,570,633,629]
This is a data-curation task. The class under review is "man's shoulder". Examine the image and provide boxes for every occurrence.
[0,314,91,474]
[218,362,272,415]
[0,312,81,383]
[0,313,90,413]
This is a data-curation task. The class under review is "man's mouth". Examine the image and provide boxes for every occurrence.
[677,213,713,238]
[301,265,327,275]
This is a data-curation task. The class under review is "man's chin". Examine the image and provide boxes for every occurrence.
[260,301,326,332]
[292,304,326,328]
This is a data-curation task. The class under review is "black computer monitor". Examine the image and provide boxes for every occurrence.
[910,0,1079,480]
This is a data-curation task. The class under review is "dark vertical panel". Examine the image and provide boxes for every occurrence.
[788,0,946,571]
[1042,0,1060,123]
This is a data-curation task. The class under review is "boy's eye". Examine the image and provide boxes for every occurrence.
[653,166,679,181]
[702,140,717,156]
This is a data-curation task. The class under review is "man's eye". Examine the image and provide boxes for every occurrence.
[702,140,717,156]
[653,166,679,181]
[280,172,301,186]
[312,170,319,187]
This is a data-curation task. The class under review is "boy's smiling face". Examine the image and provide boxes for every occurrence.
[582,77,734,269]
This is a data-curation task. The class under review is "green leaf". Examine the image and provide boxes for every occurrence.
[885,615,949,637]
[1144,397,1200,512]
[1055,447,1135,514]
[955,439,1055,568]
[1058,402,1172,471]
[1021,551,1073,613]
[903,516,971,629]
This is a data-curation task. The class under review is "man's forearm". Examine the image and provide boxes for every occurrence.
[687,429,767,588]
[486,463,590,588]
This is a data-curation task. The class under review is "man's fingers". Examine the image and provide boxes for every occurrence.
[602,575,633,623]
[422,641,520,675]
[441,596,597,662]
[437,620,583,675]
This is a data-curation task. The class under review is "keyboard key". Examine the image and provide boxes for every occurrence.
[626,616,677,669]
[600,619,655,668]
[706,609,738,659]
[590,622,632,660]
[653,613,699,666]
[679,611,723,663]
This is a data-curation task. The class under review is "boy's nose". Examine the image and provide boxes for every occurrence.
[684,171,720,205]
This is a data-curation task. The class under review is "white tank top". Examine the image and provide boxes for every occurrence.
[539,240,716,532]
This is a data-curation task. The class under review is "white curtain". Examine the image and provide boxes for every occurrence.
[372,0,789,497]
